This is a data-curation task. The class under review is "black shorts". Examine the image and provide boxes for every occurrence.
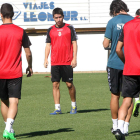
[107,67,123,95]
[0,77,22,100]
[122,76,140,98]
[51,65,73,82]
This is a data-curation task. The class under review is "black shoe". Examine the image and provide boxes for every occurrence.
[124,132,129,137]
[115,129,125,140]
[111,128,117,135]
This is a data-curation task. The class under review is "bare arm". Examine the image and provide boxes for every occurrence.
[24,47,33,77]
[116,41,125,63]
[103,38,110,48]
[44,43,51,68]
[71,41,77,68]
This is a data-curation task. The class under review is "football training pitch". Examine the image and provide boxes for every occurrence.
[0,73,139,140]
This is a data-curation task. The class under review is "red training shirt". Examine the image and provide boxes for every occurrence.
[46,23,77,65]
[0,24,31,79]
[119,16,140,75]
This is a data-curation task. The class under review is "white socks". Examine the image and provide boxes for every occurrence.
[5,121,15,133]
[124,122,129,134]
[118,120,125,134]
[113,119,129,134]
[5,118,14,133]
[55,102,76,110]
[112,118,118,130]
[135,97,139,103]
[55,104,61,110]
[71,101,76,107]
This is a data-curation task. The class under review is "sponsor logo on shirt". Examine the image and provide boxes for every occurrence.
[117,23,124,30]
[57,29,63,31]
[58,32,61,36]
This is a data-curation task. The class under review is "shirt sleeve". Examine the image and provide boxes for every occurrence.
[68,25,78,41]
[46,27,52,43]
[118,29,124,42]
[105,20,112,40]
[22,30,32,48]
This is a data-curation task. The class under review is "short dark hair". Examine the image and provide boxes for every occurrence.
[136,9,140,16]
[52,8,64,17]
[110,0,129,17]
[0,3,14,19]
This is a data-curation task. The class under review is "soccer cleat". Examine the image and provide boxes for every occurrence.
[111,128,117,135]
[132,100,140,117]
[70,106,77,114]
[124,132,129,137]
[115,129,125,140]
[50,109,62,115]
[3,130,16,140]
[11,129,15,136]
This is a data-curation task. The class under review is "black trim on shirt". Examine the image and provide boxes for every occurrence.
[2,23,13,25]
[46,27,53,43]
[55,23,65,28]
[67,25,77,41]
[22,30,32,48]
[118,29,124,42]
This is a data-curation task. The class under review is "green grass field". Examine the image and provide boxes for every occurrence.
[0,73,140,140]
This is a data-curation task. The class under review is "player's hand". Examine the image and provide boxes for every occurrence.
[26,67,33,77]
[71,58,77,68]
[44,59,49,68]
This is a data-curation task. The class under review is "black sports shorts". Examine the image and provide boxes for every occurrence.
[0,77,22,100]
[122,75,140,98]
[51,65,73,82]
[107,67,123,95]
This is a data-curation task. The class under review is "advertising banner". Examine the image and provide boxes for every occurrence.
[0,0,139,29]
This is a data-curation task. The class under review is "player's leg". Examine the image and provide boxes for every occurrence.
[61,65,77,114]
[110,93,120,119]
[66,82,77,114]
[0,79,12,139]
[3,98,18,140]
[115,76,139,140]
[0,79,9,123]
[1,99,9,122]
[66,82,76,102]
[110,93,120,133]
[124,101,133,136]
[5,98,18,131]
[50,66,62,115]
[107,67,121,133]
[0,99,16,135]
[3,77,22,140]
[52,82,60,104]
[115,97,132,140]
[51,81,62,114]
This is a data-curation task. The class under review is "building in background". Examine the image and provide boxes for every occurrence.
[0,0,139,73]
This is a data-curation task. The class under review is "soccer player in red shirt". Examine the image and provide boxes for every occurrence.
[0,3,33,140]
[115,15,140,140]
[131,9,140,118]
[44,8,77,115]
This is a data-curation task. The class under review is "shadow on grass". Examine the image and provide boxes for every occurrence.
[15,128,74,139]
[128,130,140,136]
[67,108,110,113]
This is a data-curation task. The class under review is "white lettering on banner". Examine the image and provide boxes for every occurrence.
[23,2,88,22]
